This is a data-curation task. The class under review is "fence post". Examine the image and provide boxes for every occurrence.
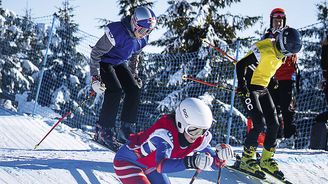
[32,14,57,116]
[225,39,241,144]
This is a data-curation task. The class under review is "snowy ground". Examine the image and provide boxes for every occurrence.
[0,107,327,184]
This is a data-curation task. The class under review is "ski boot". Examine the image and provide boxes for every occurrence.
[260,148,284,179]
[118,122,136,144]
[94,123,102,141]
[239,146,265,178]
[98,126,122,152]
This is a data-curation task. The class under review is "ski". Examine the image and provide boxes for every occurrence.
[70,129,122,153]
[226,154,293,184]
[261,169,293,184]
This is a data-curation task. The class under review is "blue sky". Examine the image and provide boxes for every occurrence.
[2,0,324,52]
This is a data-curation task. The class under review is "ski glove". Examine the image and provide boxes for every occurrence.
[236,85,250,98]
[270,77,279,89]
[214,144,234,168]
[184,152,213,170]
[215,144,234,161]
[91,75,106,94]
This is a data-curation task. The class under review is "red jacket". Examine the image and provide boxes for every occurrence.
[275,54,297,81]
[128,114,205,169]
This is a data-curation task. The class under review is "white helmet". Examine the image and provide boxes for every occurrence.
[175,98,213,134]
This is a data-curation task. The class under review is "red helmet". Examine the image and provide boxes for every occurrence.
[270,8,286,28]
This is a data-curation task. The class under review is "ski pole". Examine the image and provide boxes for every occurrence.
[182,75,234,92]
[34,90,95,150]
[189,169,202,184]
[203,40,238,64]
[217,161,222,184]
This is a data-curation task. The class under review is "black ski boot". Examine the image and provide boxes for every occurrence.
[98,126,122,152]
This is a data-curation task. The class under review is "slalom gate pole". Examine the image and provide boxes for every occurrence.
[217,162,222,184]
[189,169,201,184]
[182,75,234,92]
[203,40,238,64]
[34,90,95,150]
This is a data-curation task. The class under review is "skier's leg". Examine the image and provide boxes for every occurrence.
[114,159,151,184]
[115,63,141,142]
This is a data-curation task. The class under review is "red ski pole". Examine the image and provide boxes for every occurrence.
[34,90,95,150]
[203,40,238,64]
[182,75,234,92]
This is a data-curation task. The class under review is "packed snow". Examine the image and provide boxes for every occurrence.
[0,107,327,184]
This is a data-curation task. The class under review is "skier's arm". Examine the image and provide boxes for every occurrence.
[145,136,183,173]
[236,52,256,88]
[89,27,115,76]
[129,53,140,76]
[148,136,173,164]
[147,135,194,173]
[155,132,216,173]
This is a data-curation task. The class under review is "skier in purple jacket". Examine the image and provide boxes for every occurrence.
[89,6,156,151]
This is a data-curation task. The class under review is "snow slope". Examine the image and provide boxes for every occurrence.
[0,107,327,184]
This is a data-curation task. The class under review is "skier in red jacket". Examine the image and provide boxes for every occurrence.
[113,98,234,184]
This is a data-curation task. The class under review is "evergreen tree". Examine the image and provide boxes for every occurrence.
[0,8,42,103]
[299,1,327,77]
[118,0,154,17]
[39,0,88,113]
[153,0,260,53]
[136,0,261,137]
[18,8,44,68]
[285,1,328,148]
[97,0,154,29]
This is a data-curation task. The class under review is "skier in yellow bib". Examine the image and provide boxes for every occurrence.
[236,27,302,179]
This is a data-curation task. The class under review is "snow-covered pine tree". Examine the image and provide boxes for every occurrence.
[0,8,41,104]
[37,0,89,116]
[17,8,43,77]
[118,0,153,17]
[96,0,154,30]
[293,1,328,148]
[136,0,261,143]
[153,0,260,53]
[297,1,328,113]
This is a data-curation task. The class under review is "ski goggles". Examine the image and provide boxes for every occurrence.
[134,25,154,36]
[272,12,285,18]
[185,125,208,138]
[132,17,155,37]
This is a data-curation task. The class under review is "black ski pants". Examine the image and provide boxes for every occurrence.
[98,62,141,128]
[242,85,280,150]
[268,80,296,138]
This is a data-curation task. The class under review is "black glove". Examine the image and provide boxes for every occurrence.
[271,78,279,89]
[237,85,250,98]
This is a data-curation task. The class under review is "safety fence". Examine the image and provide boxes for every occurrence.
[0,12,326,149]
